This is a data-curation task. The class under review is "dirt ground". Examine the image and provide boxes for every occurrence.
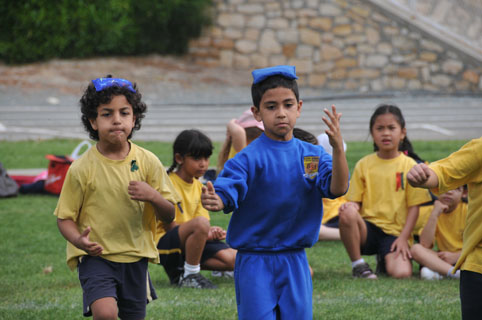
[0,55,252,97]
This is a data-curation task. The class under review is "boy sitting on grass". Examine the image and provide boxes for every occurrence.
[201,65,349,319]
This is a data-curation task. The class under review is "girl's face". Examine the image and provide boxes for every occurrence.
[176,154,210,182]
[371,113,406,159]
[89,95,135,147]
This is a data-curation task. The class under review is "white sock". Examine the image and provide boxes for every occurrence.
[447,267,461,279]
[352,258,365,268]
[184,262,200,277]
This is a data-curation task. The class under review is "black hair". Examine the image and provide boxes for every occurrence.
[79,75,147,141]
[369,104,423,162]
[167,129,214,174]
[293,127,318,145]
[251,75,299,109]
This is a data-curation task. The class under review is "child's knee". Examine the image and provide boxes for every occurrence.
[410,243,423,260]
[338,206,358,226]
[91,298,117,320]
[191,216,210,234]
[386,258,413,279]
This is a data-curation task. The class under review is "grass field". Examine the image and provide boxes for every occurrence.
[0,139,468,319]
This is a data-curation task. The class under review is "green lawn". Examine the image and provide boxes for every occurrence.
[0,139,468,319]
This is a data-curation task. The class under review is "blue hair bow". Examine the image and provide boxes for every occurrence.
[252,65,298,84]
[92,78,136,93]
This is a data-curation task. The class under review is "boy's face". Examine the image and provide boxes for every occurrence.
[251,87,302,141]
[89,95,136,146]
[438,187,464,213]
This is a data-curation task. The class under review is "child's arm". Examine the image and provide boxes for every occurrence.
[419,200,447,248]
[227,119,248,152]
[57,219,103,256]
[323,105,349,196]
[201,181,225,212]
[407,163,439,189]
[390,205,419,260]
[128,181,175,223]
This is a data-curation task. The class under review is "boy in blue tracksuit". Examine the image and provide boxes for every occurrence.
[201,65,349,320]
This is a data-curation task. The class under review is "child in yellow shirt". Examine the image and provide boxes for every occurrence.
[411,187,467,280]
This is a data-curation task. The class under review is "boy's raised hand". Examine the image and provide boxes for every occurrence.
[201,181,225,212]
[76,226,103,256]
[322,105,344,151]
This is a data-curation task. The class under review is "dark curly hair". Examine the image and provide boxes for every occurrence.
[79,76,147,140]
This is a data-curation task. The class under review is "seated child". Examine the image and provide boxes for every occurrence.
[55,76,179,319]
[338,104,432,279]
[202,65,349,319]
[217,108,264,172]
[156,129,236,289]
[411,186,467,279]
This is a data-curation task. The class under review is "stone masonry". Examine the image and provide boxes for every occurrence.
[188,0,482,93]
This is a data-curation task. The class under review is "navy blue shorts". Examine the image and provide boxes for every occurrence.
[235,249,312,320]
[157,225,230,284]
[460,270,482,319]
[323,216,339,228]
[361,220,397,259]
[78,256,157,319]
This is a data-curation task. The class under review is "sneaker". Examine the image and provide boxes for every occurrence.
[211,271,234,279]
[352,262,378,279]
[420,267,443,280]
[178,273,217,289]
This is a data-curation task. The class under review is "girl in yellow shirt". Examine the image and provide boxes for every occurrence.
[339,105,431,279]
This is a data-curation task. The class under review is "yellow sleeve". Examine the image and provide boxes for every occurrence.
[53,165,84,221]
[346,160,364,203]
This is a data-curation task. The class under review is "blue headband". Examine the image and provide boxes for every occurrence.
[92,78,136,93]
[252,65,298,84]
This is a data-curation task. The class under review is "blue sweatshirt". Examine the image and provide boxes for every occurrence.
[214,133,336,252]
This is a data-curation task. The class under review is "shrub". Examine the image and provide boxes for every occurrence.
[0,0,211,64]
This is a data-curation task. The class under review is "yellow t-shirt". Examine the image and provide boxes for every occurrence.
[347,153,432,236]
[322,196,346,224]
[430,137,482,273]
[413,204,433,236]
[54,142,180,270]
[228,145,238,160]
[435,202,467,252]
[156,173,210,241]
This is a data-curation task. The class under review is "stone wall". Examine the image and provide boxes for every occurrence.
[188,0,481,93]
[397,0,482,50]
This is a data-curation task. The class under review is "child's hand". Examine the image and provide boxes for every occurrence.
[407,163,432,187]
[433,200,449,215]
[322,105,344,151]
[128,181,155,202]
[201,181,225,212]
[209,226,226,240]
[75,226,103,256]
[390,237,411,260]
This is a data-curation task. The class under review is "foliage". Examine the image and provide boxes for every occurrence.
[0,0,211,64]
